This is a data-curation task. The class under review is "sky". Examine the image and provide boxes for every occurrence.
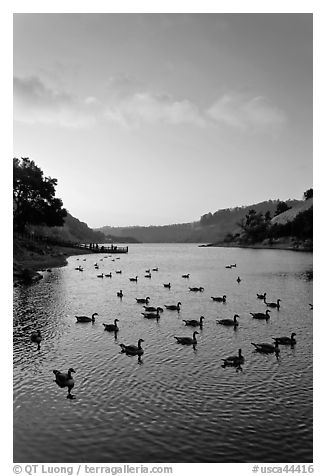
[13,13,312,228]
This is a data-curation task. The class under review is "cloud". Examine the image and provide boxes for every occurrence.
[207,93,287,132]
[14,76,97,127]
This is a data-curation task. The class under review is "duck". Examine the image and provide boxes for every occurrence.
[273,332,296,345]
[222,349,244,367]
[117,290,123,298]
[136,297,150,304]
[163,283,171,289]
[165,302,181,311]
[264,298,281,309]
[182,274,190,278]
[211,295,226,302]
[103,319,119,332]
[97,273,104,278]
[250,310,271,320]
[105,273,112,278]
[120,339,144,356]
[251,341,280,355]
[152,267,159,271]
[30,330,42,350]
[257,292,267,300]
[53,368,76,398]
[75,312,98,323]
[236,276,241,283]
[141,309,161,319]
[182,316,204,327]
[217,314,239,327]
[143,306,164,313]
[174,331,199,345]
[129,276,138,282]
[189,286,204,292]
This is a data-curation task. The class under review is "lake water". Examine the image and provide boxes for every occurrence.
[13,244,313,463]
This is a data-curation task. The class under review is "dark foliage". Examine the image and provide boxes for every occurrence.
[13,157,67,233]
[304,188,313,200]
[274,201,291,217]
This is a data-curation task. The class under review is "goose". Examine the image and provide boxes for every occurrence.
[225,265,232,269]
[103,319,119,332]
[144,273,152,278]
[117,290,123,298]
[217,314,239,327]
[182,274,190,278]
[189,287,204,292]
[116,257,120,260]
[116,270,122,274]
[230,264,237,268]
[94,265,99,270]
[143,306,164,313]
[165,302,181,311]
[129,276,138,282]
[105,273,112,278]
[30,330,42,350]
[152,267,159,271]
[257,292,267,300]
[136,297,150,304]
[273,333,296,345]
[182,316,204,327]
[264,298,281,309]
[120,339,144,356]
[236,276,241,283]
[211,295,226,302]
[174,331,199,345]
[53,368,76,398]
[163,283,171,289]
[222,349,244,367]
[75,312,98,323]
[145,269,150,273]
[251,341,280,355]
[141,309,161,319]
[250,310,271,320]
[97,273,104,278]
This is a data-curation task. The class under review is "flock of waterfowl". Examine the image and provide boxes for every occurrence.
[29,254,311,399]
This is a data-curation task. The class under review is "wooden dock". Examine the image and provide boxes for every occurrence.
[77,243,129,254]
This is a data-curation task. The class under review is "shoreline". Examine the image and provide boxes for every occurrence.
[199,240,313,252]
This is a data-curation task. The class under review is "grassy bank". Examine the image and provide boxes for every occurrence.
[201,237,313,252]
[13,236,94,284]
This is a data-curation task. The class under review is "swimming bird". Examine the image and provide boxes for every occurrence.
[222,349,244,367]
[152,267,159,271]
[143,306,164,313]
[30,330,42,350]
[264,298,281,309]
[236,276,241,283]
[189,286,204,292]
[116,270,122,274]
[217,314,239,327]
[144,273,152,278]
[117,290,123,298]
[174,331,199,345]
[145,269,150,273]
[120,339,144,356]
[251,341,280,355]
[211,295,227,302]
[250,310,271,320]
[53,368,76,398]
[75,312,98,323]
[136,297,150,304]
[182,274,190,278]
[257,292,267,300]
[230,264,237,268]
[103,319,119,332]
[225,265,232,269]
[273,333,296,345]
[105,273,112,278]
[309,303,313,310]
[97,273,104,278]
[163,283,171,289]
[182,316,204,327]
[129,276,138,282]
[141,309,161,319]
[165,302,181,311]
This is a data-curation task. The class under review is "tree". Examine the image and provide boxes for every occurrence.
[274,201,291,217]
[239,209,268,243]
[303,188,313,200]
[13,157,67,233]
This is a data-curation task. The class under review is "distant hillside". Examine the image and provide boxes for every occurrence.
[31,213,139,244]
[271,198,313,225]
[97,199,301,243]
